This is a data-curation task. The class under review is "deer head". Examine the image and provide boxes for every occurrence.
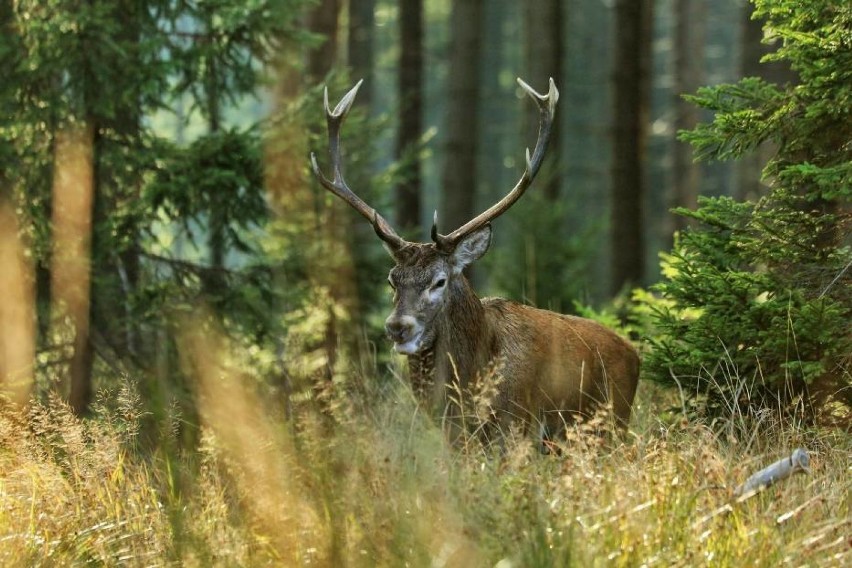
[310,78,558,355]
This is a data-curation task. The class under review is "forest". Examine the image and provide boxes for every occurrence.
[0,0,849,565]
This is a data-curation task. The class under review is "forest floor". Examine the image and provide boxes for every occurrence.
[0,377,848,567]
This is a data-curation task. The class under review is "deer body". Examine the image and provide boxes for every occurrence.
[410,300,641,432]
[387,240,639,436]
[311,78,640,438]
[483,299,639,431]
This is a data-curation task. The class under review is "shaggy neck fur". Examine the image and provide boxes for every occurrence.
[408,277,495,411]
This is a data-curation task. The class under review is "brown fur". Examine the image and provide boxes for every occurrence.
[481,298,640,433]
[391,242,640,439]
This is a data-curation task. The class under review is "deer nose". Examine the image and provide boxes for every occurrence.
[385,315,416,343]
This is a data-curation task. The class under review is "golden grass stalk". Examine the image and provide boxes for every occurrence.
[0,392,171,566]
[177,313,324,563]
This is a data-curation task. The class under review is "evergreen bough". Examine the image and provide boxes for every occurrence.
[646,0,851,420]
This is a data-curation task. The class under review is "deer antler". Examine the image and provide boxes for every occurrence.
[432,77,559,252]
[310,80,408,250]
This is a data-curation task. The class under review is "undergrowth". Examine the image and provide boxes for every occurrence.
[0,337,849,566]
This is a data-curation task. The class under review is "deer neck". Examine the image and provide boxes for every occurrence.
[408,279,493,398]
[408,347,436,401]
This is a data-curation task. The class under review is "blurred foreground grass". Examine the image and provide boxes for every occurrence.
[1,354,848,568]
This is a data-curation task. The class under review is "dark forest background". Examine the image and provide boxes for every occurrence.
[1,0,848,423]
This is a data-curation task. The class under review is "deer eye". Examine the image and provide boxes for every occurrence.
[432,277,447,290]
[387,277,396,290]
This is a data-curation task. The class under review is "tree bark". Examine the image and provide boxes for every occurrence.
[395,0,423,232]
[610,0,652,295]
[523,0,562,200]
[51,124,96,415]
[347,0,374,104]
[735,3,796,202]
[307,0,342,82]
[201,4,226,287]
[671,0,704,235]
[114,0,143,359]
[440,0,483,236]
[306,0,355,384]
[0,198,35,407]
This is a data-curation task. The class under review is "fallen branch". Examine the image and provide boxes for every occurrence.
[734,448,811,500]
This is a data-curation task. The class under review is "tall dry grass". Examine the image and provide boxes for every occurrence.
[0,321,848,567]
[0,390,170,565]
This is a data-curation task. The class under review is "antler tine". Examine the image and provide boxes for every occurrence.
[433,77,559,252]
[310,80,407,250]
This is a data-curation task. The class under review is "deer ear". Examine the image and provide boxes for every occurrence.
[449,225,492,273]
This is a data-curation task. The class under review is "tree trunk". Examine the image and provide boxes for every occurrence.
[306,0,355,384]
[562,0,613,302]
[735,3,796,202]
[610,0,652,295]
[395,0,423,233]
[203,5,226,284]
[51,124,96,415]
[440,0,483,236]
[0,198,35,407]
[307,0,342,82]
[523,0,562,200]
[114,0,142,359]
[671,0,704,235]
[347,0,374,103]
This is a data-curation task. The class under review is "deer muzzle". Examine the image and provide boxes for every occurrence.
[385,315,423,354]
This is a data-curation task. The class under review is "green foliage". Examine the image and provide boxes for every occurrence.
[647,197,849,409]
[147,127,266,254]
[679,77,790,162]
[1,0,316,405]
[485,190,595,312]
[165,0,318,120]
[647,0,851,418]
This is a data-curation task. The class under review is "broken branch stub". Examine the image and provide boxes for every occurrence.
[734,448,811,500]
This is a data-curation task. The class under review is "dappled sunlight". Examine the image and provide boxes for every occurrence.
[0,392,170,565]
[178,313,325,563]
[1,0,847,565]
[0,352,849,565]
[0,202,35,406]
[49,124,95,412]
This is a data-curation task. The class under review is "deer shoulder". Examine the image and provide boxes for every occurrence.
[482,298,640,430]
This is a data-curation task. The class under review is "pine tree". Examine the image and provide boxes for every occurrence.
[2,0,311,413]
[647,0,851,420]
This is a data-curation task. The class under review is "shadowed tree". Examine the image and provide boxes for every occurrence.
[307,0,342,82]
[396,0,423,233]
[611,0,653,294]
[5,0,309,415]
[347,0,374,106]
[523,0,562,200]
[671,0,705,236]
[305,0,358,386]
[735,1,797,202]
[440,0,484,239]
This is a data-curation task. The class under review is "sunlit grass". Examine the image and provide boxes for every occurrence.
[0,392,170,565]
[1,340,848,568]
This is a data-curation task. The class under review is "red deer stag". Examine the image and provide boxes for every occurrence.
[311,78,639,440]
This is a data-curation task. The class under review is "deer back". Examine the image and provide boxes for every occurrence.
[482,299,640,432]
